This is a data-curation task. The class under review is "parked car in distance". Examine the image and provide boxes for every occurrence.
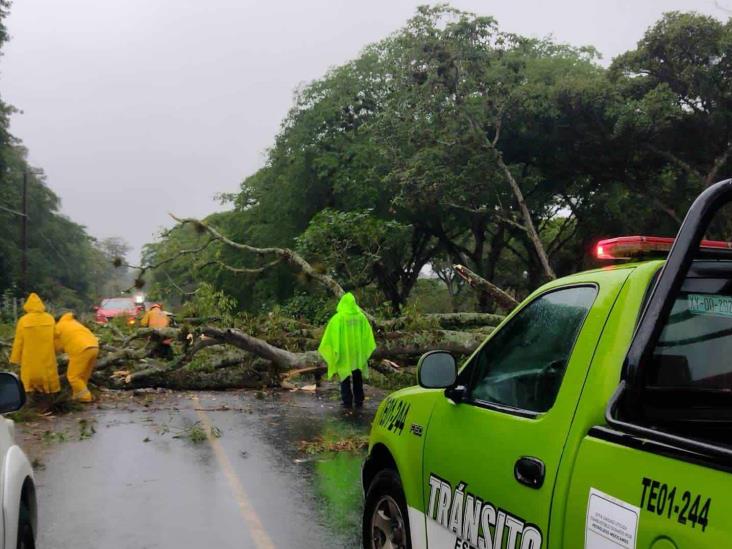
[0,373,38,549]
[94,297,142,325]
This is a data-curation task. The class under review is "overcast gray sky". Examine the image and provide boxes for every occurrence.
[0,0,726,261]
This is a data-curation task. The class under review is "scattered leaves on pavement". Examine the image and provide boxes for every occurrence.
[298,434,369,455]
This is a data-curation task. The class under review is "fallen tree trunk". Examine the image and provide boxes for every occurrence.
[115,324,487,387]
[381,312,504,331]
[281,312,503,341]
[428,312,503,329]
[203,327,302,367]
[203,326,484,367]
[373,329,485,359]
[110,362,269,390]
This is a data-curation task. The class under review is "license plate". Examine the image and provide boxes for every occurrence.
[687,293,732,317]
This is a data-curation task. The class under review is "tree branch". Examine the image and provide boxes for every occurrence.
[170,214,346,300]
[453,264,519,310]
[198,258,282,275]
[125,237,216,282]
[706,142,732,187]
[644,143,704,182]
[444,202,489,216]
[650,196,682,224]
[547,214,577,255]
[466,116,556,279]
[495,213,528,233]
[162,270,198,297]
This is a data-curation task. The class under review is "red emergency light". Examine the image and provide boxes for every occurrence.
[595,235,732,260]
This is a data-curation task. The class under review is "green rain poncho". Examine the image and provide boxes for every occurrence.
[318,293,376,381]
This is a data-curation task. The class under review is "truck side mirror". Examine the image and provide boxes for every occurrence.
[417,351,457,389]
[0,373,26,414]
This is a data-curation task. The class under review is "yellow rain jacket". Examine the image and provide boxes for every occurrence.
[10,293,61,393]
[140,305,170,329]
[318,293,376,380]
[55,313,99,356]
[55,313,99,402]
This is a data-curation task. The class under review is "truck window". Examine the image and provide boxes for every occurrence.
[644,269,732,438]
[652,292,732,390]
[467,285,597,413]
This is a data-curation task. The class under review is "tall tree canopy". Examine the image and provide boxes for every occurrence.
[145,7,732,315]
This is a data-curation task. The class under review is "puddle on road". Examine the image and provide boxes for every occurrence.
[313,452,365,544]
[245,391,377,548]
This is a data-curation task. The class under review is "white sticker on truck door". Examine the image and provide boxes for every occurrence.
[585,488,639,549]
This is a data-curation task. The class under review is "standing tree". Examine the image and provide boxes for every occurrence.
[610,12,732,226]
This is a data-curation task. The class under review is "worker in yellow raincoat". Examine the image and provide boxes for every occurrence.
[318,293,376,408]
[9,293,60,394]
[140,303,170,329]
[140,303,173,359]
[55,312,99,402]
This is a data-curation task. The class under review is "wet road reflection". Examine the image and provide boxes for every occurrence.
[18,388,379,549]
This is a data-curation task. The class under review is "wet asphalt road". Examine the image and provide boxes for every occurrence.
[18,388,377,549]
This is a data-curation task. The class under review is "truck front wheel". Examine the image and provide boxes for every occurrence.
[363,469,411,549]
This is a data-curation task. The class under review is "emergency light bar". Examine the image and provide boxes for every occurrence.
[595,235,732,260]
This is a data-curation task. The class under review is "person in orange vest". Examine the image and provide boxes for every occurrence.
[55,312,99,402]
[140,304,173,359]
[9,293,60,395]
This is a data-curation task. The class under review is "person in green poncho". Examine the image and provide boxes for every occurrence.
[318,293,376,408]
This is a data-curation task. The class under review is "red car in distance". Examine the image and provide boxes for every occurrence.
[94,297,142,325]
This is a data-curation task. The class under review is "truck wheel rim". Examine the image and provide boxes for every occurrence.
[371,494,406,549]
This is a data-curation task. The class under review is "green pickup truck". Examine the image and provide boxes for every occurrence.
[362,180,732,549]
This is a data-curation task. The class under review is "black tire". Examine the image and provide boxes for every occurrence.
[363,469,412,549]
[17,503,34,549]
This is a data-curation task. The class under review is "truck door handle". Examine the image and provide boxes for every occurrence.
[514,457,545,489]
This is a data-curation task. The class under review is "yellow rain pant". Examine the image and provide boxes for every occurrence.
[67,347,99,402]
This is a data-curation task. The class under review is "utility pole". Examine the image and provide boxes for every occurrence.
[19,170,27,297]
